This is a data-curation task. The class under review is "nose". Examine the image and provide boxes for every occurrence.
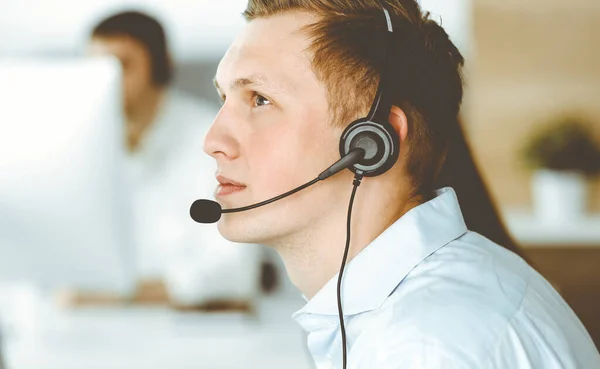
[203,106,240,162]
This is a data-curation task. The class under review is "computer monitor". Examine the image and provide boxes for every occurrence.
[0,56,136,295]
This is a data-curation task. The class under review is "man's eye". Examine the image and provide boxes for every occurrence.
[254,93,271,107]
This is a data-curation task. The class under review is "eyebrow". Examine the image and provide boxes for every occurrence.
[213,74,283,94]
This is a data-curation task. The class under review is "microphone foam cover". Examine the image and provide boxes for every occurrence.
[190,199,222,223]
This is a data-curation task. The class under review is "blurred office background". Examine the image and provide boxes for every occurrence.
[0,0,599,368]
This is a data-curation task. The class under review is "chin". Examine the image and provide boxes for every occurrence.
[216,212,282,246]
[216,215,260,244]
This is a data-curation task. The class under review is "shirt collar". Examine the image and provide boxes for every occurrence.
[292,187,468,325]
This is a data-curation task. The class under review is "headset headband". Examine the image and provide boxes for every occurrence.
[367,6,395,125]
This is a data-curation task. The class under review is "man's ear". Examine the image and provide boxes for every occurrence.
[388,105,408,143]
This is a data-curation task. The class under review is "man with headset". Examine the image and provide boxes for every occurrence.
[200,0,600,368]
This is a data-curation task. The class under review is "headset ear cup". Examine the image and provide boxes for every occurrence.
[339,118,400,177]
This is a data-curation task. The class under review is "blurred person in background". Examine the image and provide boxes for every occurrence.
[83,10,263,310]
[201,0,600,367]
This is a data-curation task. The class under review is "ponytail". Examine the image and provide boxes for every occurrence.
[435,118,524,257]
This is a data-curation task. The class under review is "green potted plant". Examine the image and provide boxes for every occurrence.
[520,116,600,222]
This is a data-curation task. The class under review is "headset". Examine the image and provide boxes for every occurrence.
[190,5,397,369]
[340,6,398,179]
[332,6,397,369]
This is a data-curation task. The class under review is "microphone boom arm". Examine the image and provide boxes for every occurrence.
[221,148,365,214]
[221,177,321,213]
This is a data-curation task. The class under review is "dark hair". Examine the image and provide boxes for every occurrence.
[91,10,172,86]
[244,0,464,200]
[435,118,525,257]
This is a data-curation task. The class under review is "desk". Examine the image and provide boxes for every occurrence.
[3,289,314,369]
[504,210,600,349]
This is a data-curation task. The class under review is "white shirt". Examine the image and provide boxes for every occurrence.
[125,89,261,304]
[292,187,600,369]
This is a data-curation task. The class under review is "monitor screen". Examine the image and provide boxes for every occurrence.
[0,56,136,294]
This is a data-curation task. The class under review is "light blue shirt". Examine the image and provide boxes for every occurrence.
[292,187,600,369]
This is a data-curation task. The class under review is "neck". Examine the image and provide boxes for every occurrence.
[126,86,165,151]
[274,177,422,300]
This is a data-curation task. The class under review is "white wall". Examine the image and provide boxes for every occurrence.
[0,0,470,62]
[0,0,248,61]
[419,0,472,58]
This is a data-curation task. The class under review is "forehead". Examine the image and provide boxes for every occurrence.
[215,12,319,92]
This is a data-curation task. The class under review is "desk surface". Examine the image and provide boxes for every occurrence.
[503,209,600,247]
[3,289,314,369]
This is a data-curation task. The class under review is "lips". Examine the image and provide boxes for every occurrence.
[215,175,246,197]
[216,175,245,187]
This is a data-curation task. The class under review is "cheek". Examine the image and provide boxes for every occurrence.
[250,126,303,175]
[247,120,338,194]
[122,72,140,101]
[245,130,304,199]
[295,111,342,168]
[122,76,134,100]
[124,65,152,91]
